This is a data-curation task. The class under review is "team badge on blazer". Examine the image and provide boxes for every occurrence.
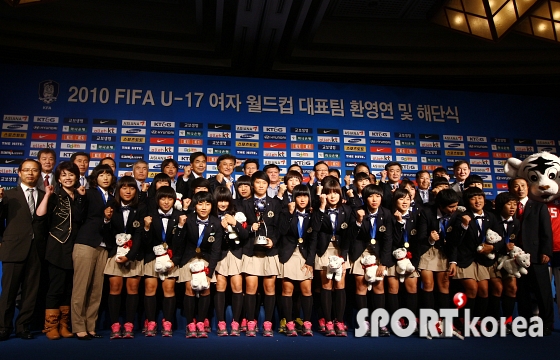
[510,234,516,240]
[307,227,313,233]
[340,222,348,229]
[208,236,215,243]
[379,225,386,232]
[411,229,417,236]
[172,227,177,234]
[268,211,274,218]
[447,226,452,233]
[133,220,140,228]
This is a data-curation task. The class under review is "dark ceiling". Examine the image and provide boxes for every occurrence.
[1,0,560,96]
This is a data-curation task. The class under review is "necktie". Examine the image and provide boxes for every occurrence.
[296,211,309,219]
[159,213,171,219]
[368,213,377,220]
[474,215,484,238]
[402,213,410,220]
[27,188,35,216]
[80,176,86,187]
[196,219,209,226]
[459,182,464,191]
[517,202,524,220]
[44,174,49,188]
[121,205,131,211]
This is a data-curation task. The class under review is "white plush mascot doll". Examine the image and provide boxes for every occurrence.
[326,256,344,282]
[361,254,386,290]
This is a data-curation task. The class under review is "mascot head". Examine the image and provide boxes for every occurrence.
[504,151,560,203]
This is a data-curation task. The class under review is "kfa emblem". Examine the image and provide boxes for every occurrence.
[39,80,59,104]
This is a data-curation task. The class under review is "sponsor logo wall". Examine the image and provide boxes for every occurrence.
[1,64,559,197]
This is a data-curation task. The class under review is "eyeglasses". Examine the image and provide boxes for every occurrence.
[20,168,39,173]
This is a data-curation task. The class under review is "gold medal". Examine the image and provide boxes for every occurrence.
[298,238,304,244]
[133,220,140,228]
[331,236,337,242]
[340,222,348,229]
[163,243,168,250]
[196,247,201,254]
[370,238,376,245]
[404,242,410,248]
[268,211,274,218]
[410,229,417,236]
[208,236,215,243]
[379,225,386,232]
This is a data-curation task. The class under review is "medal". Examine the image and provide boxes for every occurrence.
[410,229,417,236]
[331,236,337,242]
[268,211,274,218]
[340,222,348,229]
[370,238,376,245]
[172,227,176,234]
[510,234,515,240]
[163,243,168,250]
[196,247,201,254]
[133,220,140,228]
[379,225,386,232]
[208,236,215,243]
[298,238,303,244]
[404,242,410,248]
[447,226,452,233]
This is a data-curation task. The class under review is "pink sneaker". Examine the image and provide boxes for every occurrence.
[325,321,336,337]
[217,321,228,337]
[186,322,197,338]
[196,321,208,338]
[335,321,347,337]
[262,321,273,337]
[145,321,157,337]
[301,321,313,336]
[110,323,122,339]
[318,318,326,333]
[204,318,211,333]
[230,321,240,336]
[285,321,297,337]
[246,320,256,337]
[142,318,148,334]
[240,318,248,332]
[122,322,134,339]
[161,319,173,337]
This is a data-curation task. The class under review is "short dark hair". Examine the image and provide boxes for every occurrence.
[464,174,484,188]
[354,172,370,182]
[432,167,447,177]
[114,175,139,207]
[18,159,41,173]
[399,179,415,190]
[392,188,411,212]
[191,177,210,190]
[251,171,270,186]
[321,176,343,206]
[192,190,213,205]
[235,175,252,198]
[416,170,430,180]
[161,158,178,171]
[354,162,370,175]
[190,152,207,164]
[216,154,236,166]
[37,148,56,162]
[384,161,402,172]
[284,170,303,184]
[70,151,90,162]
[507,176,527,190]
[362,184,384,200]
[313,161,329,172]
[432,176,450,188]
[292,184,312,212]
[156,186,176,202]
[54,161,80,188]
[329,169,341,178]
[435,188,460,208]
[463,186,485,203]
[213,186,234,214]
[89,164,113,188]
[153,172,171,185]
[287,164,303,173]
[263,164,280,173]
[100,157,115,167]
[243,159,259,170]
[494,192,517,218]
[453,160,470,170]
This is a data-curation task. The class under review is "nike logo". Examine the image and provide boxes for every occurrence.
[424,135,432,138]
[475,153,481,156]
[269,144,278,147]
[376,148,385,152]
[100,120,109,124]
[5,160,13,163]
[39,135,48,138]
[323,130,332,133]
[125,164,132,168]
[157,139,166,143]
[518,140,526,143]
[214,125,223,128]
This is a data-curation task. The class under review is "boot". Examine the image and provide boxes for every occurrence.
[59,306,74,338]
[43,309,61,340]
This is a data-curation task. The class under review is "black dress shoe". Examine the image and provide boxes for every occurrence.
[88,333,103,338]
[76,334,92,340]
[16,330,34,340]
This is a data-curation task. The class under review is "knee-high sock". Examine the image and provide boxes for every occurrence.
[386,293,399,316]
[461,297,476,320]
[436,292,450,310]
[264,295,276,322]
[292,291,301,320]
[421,290,434,310]
[474,296,489,319]
[488,295,501,319]
[162,296,176,323]
[108,294,121,324]
[355,294,367,313]
[373,293,385,312]
[231,293,243,323]
[405,292,418,317]
[214,291,226,322]
[183,295,196,324]
[282,296,292,323]
[144,295,157,322]
[244,294,256,321]
[301,295,313,322]
[313,291,323,319]
[197,295,210,322]
[502,295,516,320]
[125,294,139,324]
[321,289,333,322]
[334,289,346,323]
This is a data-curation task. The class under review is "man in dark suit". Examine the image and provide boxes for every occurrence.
[175,152,207,199]
[0,159,50,340]
[208,154,236,197]
[509,177,554,335]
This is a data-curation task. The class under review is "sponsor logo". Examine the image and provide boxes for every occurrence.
[493,160,506,166]
[291,135,313,142]
[2,123,27,130]
[469,151,489,158]
[396,156,417,162]
[494,168,505,173]
[236,150,259,156]
[149,138,173,144]
[91,144,116,150]
[420,157,442,163]
[207,140,231,147]
[92,127,117,134]
[468,144,488,149]
[419,141,441,148]
[179,130,203,137]
[345,154,366,160]
[64,117,88,124]
[514,146,535,152]
[33,116,59,123]
[148,154,173,161]
[318,144,340,151]
[537,147,556,153]
[1,132,26,139]
[394,140,415,146]
[263,126,286,133]
[122,120,146,127]
[93,119,117,125]
[151,130,175,135]
[120,154,144,160]
[31,133,57,140]
[343,129,365,136]
[263,159,287,165]
[395,132,415,139]
[180,122,203,128]
[39,80,59,104]
[471,166,491,173]
[122,128,147,135]
[291,151,314,158]
[444,142,465,149]
[147,163,160,170]
[396,148,417,154]
[33,125,57,131]
[263,134,287,140]
[178,139,203,145]
[236,133,260,140]
[151,121,175,128]
[292,160,314,166]
[514,138,533,144]
[61,142,86,150]
[317,136,340,143]
[0,150,24,156]
[419,134,440,140]
[0,158,23,165]
[90,152,116,159]
[59,152,74,159]
[3,115,28,122]
[320,152,340,159]
[470,159,491,165]
[371,147,392,153]
[91,135,116,142]
[234,125,258,132]
[492,138,509,143]
[324,161,341,168]
[121,136,146,143]
[445,150,466,156]
[491,145,510,151]
[207,131,231,138]
[0,166,18,174]
[370,139,392,145]
[467,136,487,143]
[236,141,259,148]
[291,127,312,134]
[371,163,386,170]
[536,139,554,146]
[344,145,366,152]
[264,142,287,149]
[121,145,144,151]
[263,151,288,157]
[421,149,441,155]
[443,135,463,141]
[318,128,339,135]
[177,147,203,153]
[344,137,366,144]
[401,164,419,171]
[62,126,87,133]
[369,131,391,138]
[291,144,314,150]
[371,155,393,161]
[422,165,440,171]
[29,141,56,149]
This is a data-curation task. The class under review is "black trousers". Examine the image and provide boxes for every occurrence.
[516,263,554,329]
[45,262,73,309]
[0,245,41,333]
